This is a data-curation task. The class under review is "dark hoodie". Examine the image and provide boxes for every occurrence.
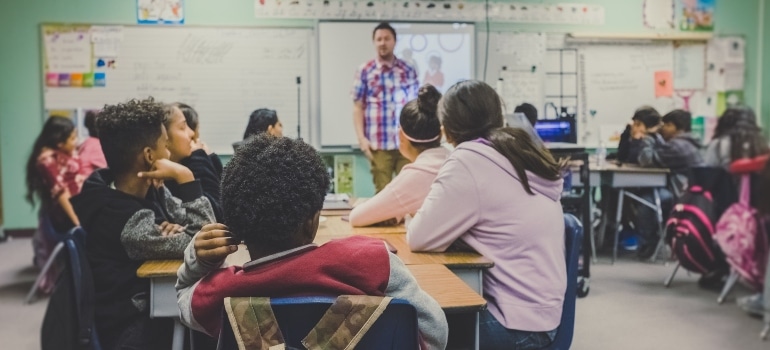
[638,132,704,171]
[70,168,215,346]
[165,149,224,221]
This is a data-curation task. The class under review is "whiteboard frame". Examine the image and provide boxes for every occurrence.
[40,23,316,153]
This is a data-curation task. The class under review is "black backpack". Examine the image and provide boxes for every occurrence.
[665,185,728,274]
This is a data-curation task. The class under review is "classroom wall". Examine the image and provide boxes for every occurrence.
[0,0,765,229]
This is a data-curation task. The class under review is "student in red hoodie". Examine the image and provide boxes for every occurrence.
[176,134,448,349]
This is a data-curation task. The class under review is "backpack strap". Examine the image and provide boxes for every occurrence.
[739,174,751,205]
[302,295,393,350]
[224,297,286,350]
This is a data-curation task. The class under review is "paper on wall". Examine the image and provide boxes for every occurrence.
[673,42,705,90]
[45,30,92,73]
[90,26,124,57]
[643,0,675,29]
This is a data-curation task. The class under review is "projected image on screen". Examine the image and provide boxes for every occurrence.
[319,21,475,146]
[393,23,473,93]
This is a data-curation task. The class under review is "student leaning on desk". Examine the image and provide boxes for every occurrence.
[176,135,448,350]
[69,98,216,349]
[406,80,566,350]
[631,109,704,259]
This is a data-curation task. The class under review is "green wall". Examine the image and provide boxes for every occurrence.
[0,0,765,229]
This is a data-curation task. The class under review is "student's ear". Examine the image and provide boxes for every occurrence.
[267,125,275,135]
[142,146,156,169]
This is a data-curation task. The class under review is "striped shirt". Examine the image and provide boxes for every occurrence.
[352,57,419,150]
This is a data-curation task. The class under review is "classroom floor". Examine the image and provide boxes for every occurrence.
[0,237,767,350]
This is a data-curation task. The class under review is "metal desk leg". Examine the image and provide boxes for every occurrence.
[650,188,666,262]
[172,319,185,350]
[474,312,480,350]
[612,189,625,264]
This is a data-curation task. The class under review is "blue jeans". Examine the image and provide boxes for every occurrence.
[479,310,557,350]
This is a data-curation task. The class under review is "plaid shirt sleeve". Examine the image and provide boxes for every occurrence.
[351,66,366,103]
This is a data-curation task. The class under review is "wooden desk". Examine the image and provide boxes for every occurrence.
[317,216,493,294]
[586,162,670,263]
[137,261,486,350]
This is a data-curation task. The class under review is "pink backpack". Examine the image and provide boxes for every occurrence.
[714,174,769,290]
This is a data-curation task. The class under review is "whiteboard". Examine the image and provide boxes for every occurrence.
[43,26,313,154]
[579,43,675,147]
[318,21,475,147]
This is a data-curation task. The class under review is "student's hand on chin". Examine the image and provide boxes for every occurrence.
[194,223,238,265]
[191,139,212,155]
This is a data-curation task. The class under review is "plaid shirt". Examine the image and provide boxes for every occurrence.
[352,57,419,150]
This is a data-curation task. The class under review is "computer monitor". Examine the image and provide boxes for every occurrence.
[534,118,577,144]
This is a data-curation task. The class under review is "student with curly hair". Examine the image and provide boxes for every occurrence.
[176,134,448,349]
[349,84,449,226]
[70,98,215,349]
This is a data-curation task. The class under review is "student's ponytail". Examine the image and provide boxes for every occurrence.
[487,127,560,194]
[399,84,442,149]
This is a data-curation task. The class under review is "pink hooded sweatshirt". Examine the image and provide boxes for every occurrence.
[407,140,566,332]
[350,147,450,226]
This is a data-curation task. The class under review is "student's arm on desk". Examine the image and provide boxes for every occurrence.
[349,169,422,226]
[162,182,217,236]
[407,158,479,252]
[385,253,448,350]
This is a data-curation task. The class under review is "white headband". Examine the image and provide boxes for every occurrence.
[402,131,441,143]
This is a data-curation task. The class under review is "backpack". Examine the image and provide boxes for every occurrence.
[665,185,728,274]
[714,174,769,290]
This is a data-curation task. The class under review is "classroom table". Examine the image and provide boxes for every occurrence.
[584,162,670,263]
[317,215,494,294]
[137,261,486,350]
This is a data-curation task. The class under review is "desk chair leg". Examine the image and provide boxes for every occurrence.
[474,312,480,350]
[25,241,65,304]
[763,255,770,340]
[612,189,625,264]
[172,319,185,350]
[664,261,680,287]
[717,269,739,304]
[650,189,666,263]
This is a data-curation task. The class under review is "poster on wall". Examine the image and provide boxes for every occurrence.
[678,0,715,31]
[137,0,185,25]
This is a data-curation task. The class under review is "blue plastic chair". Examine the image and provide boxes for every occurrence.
[40,227,102,349]
[217,296,418,350]
[545,213,583,350]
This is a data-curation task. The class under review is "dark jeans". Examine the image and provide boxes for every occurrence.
[479,310,557,350]
[632,188,673,247]
[105,316,174,350]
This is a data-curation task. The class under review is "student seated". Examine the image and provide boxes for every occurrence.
[164,103,224,222]
[514,102,538,127]
[614,106,661,163]
[232,108,283,152]
[633,109,704,258]
[176,135,448,349]
[173,102,224,176]
[70,98,216,350]
[405,80,565,350]
[704,106,769,168]
[349,84,449,227]
[78,110,107,176]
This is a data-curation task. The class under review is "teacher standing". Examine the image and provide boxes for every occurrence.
[352,22,419,193]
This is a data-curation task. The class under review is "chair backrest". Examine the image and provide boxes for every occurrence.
[41,227,101,350]
[218,296,418,350]
[546,213,583,350]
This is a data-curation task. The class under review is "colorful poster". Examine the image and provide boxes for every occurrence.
[679,0,715,31]
[138,0,184,24]
[654,71,674,97]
